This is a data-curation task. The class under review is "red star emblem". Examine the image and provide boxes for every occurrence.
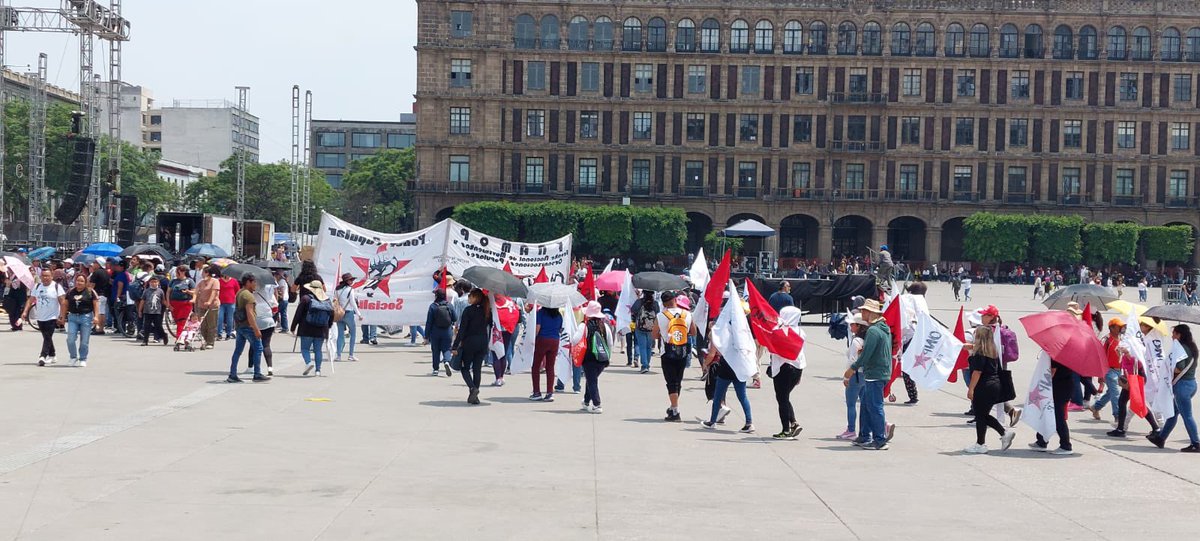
[350,255,410,297]
[913,351,932,370]
[1028,385,1050,409]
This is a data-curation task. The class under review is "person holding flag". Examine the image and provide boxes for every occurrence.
[655,291,694,422]
[700,282,756,434]
[843,299,894,450]
[768,306,806,440]
[963,325,1017,454]
[1148,324,1199,451]
[1110,319,1161,438]
[1090,319,1126,420]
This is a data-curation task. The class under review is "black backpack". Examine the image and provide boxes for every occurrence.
[431,301,453,328]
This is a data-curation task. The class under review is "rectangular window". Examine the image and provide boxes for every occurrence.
[1011,70,1030,99]
[1117,121,1136,149]
[351,133,381,148]
[524,157,545,191]
[793,114,812,142]
[149,131,162,142]
[844,163,865,191]
[738,161,758,196]
[317,131,345,147]
[687,65,706,94]
[580,62,600,92]
[1065,71,1084,100]
[902,68,922,96]
[1062,167,1081,200]
[901,116,920,145]
[451,11,473,37]
[1115,168,1134,196]
[449,155,470,183]
[847,115,866,142]
[631,159,651,194]
[325,174,343,188]
[1169,170,1189,198]
[450,107,471,134]
[795,67,814,94]
[953,165,973,196]
[955,117,975,146]
[1063,120,1082,148]
[315,153,345,168]
[633,112,652,140]
[578,158,598,192]
[899,164,919,193]
[450,59,472,87]
[791,162,811,189]
[150,114,162,125]
[741,66,761,96]
[526,109,545,137]
[350,153,373,163]
[1009,118,1028,147]
[739,114,758,142]
[527,61,546,91]
[686,113,705,141]
[580,111,599,139]
[1007,166,1027,196]
[1174,73,1193,103]
[634,64,653,93]
[1172,122,1190,150]
[387,133,415,148]
[848,68,868,99]
[956,69,975,97]
[1119,72,1138,101]
[684,161,705,195]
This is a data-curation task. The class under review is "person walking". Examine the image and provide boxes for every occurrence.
[63,275,100,367]
[843,299,893,450]
[168,266,196,342]
[529,306,563,402]
[195,266,220,349]
[87,259,110,334]
[838,314,868,440]
[227,275,269,383]
[768,281,794,313]
[1030,357,1077,455]
[252,278,280,377]
[1110,320,1163,438]
[631,290,658,374]
[1089,319,1126,420]
[274,271,290,333]
[1148,324,1199,452]
[963,326,1017,453]
[4,271,28,330]
[138,275,169,346]
[425,288,457,377]
[655,291,694,422]
[1138,277,1148,303]
[23,270,66,366]
[769,306,806,440]
[700,323,755,434]
[292,281,334,378]
[950,274,961,302]
[580,301,612,413]
[333,273,360,362]
[451,288,492,405]
[217,271,239,340]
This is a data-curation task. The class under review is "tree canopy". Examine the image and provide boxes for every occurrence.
[184,155,336,232]
[338,148,413,233]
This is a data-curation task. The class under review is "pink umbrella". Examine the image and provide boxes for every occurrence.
[2,256,34,289]
[1019,310,1108,377]
[594,270,630,292]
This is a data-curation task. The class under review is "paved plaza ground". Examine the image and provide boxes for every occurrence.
[0,281,1197,540]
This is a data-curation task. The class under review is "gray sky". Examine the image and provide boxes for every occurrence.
[5,0,418,163]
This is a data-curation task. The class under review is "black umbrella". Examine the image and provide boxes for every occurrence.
[1,251,31,265]
[632,271,688,292]
[221,263,274,286]
[1143,304,1200,325]
[120,243,174,261]
[461,266,528,297]
[1042,283,1119,310]
[251,258,293,270]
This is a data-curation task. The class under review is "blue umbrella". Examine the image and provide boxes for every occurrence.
[70,253,99,266]
[82,242,123,258]
[27,246,56,260]
[184,243,229,258]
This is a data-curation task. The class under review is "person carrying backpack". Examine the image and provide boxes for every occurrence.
[978,305,1022,428]
[425,288,458,377]
[580,301,613,413]
[291,280,333,377]
[631,290,659,374]
[655,291,694,422]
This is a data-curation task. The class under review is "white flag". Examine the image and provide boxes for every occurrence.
[689,248,710,291]
[555,308,584,386]
[899,310,963,391]
[1143,331,1175,420]
[1022,352,1057,440]
[710,280,757,382]
[693,293,709,339]
[602,258,615,274]
[614,272,637,334]
[509,306,536,374]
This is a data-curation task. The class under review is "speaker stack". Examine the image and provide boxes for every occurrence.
[53,137,96,225]
[116,194,138,246]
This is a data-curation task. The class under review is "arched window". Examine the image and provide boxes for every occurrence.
[969,23,989,57]
[810,21,828,54]
[1079,25,1098,59]
[863,22,881,55]
[701,18,720,52]
[754,20,774,53]
[783,20,803,54]
[1162,27,1182,61]
[999,23,1019,57]
[915,22,935,56]
[945,23,964,56]
[647,17,666,51]
[837,21,857,54]
[730,19,749,52]
[622,17,642,51]
[1131,26,1151,60]
[514,14,537,49]
[891,22,911,55]
[594,17,613,50]
[676,19,695,52]
[540,15,559,49]
[568,16,589,50]
[1188,27,1200,61]
[1023,24,1043,58]
[1052,25,1073,59]
[1108,26,1127,60]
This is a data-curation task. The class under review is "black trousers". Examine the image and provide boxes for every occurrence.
[1116,386,1160,433]
[36,319,57,357]
[261,327,275,368]
[901,372,918,400]
[661,352,686,394]
[1036,376,1074,451]
[459,347,486,390]
[583,360,606,407]
[772,364,803,431]
[972,393,1006,445]
[142,313,166,344]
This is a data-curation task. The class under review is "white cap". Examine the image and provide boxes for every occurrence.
[95,256,107,265]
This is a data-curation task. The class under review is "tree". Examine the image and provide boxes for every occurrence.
[704,231,743,258]
[1027,215,1083,265]
[578,205,631,256]
[963,213,1029,267]
[1141,225,1195,264]
[522,201,580,243]
[631,206,687,258]
[452,201,522,239]
[339,148,413,233]
[184,156,337,232]
[1082,222,1140,266]
[2,100,76,219]
[96,137,176,224]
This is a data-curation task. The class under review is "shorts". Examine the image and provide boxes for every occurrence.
[661,352,686,394]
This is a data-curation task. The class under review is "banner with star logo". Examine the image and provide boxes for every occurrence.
[899,310,963,391]
[1021,352,1057,440]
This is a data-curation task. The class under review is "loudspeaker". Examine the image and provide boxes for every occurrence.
[54,137,96,225]
[116,194,138,246]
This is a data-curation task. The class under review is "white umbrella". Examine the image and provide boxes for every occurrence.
[525,282,586,309]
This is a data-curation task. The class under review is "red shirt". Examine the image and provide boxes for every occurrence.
[218,276,239,304]
[1103,334,1121,370]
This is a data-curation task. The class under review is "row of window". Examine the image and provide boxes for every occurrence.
[315,151,411,169]
[315,131,415,149]
[508,14,1200,61]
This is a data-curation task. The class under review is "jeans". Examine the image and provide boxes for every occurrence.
[634,330,653,370]
[1092,368,1121,417]
[1159,378,1199,445]
[571,364,583,392]
[360,324,377,342]
[229,326,263,378]
[1138,290,1147,302]
[428,328,452,371]
[709,376,752,424]
[409,326,425,344]
[583,361,605,406]
[300,335,325,373]
[845,371,864,432]
[336,317,357,358]
[278,298,289,330]
[65,312,93,361]
[860,380,888,444]
[217,303,235,338]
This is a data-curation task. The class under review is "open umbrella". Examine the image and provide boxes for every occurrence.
[632,271,688,292]
[251,258,293,270]
[120,243,175,262]
[526,282,587,309]
[462,266,528,297]
[595,270,630,292]
[27,247,55,261]
[1107,300,1169,335]
[221,263,274,285]
[1019,310,1108,377]
[1042,283,1119,311]
[82,242,123,258]
[208,258,237,268]
[1143,304,1200,325]
[69,253,99,266]
[1,251,31,265]
[184,243,229,258]
[1,256,34,288]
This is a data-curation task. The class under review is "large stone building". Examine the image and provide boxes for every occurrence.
[414,0,1200,266]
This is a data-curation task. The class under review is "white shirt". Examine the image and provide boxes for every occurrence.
[1138,281,1148,292]
[30,282,65,322]
[846,335,864,369]
[253,285,277,330]
[656,307,692,341]
[334,285,358,314]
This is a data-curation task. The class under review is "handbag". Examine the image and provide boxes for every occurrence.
[449,351,463,371]
[998,367,1018,403]
[331,298,346,323]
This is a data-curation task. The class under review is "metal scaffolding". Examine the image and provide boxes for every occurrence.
[289,85,299,236]
[26,52,46,244]
[234,85,249,256]
[302,90,312,235]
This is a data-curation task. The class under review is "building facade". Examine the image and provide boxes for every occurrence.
[1,69,81,107]
[145,100,260,172]
[98,83,154,149]
[155,159,213,212]
[311,115,417,188]
[414,0,1200,265]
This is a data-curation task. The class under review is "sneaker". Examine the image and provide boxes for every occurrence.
[1066,403,1085,413]
[772,431,796,440]
[467,389,480,405]
[851,438,869,447]
[491,379,502,387]
[904,398,919,405]
[963,408,975,416]
[700,420,716,429]
[1107,429,1127,438]
[716,405,732,425]
[580,403,591,412]
[432,370,441,376]
[739,423,755,434]
[370,339,379,345]
[443,363,452,377]
[1181,444,1200,453]
[542,393,554,403]
[836,430,857,440]
[868,441,889,450]
[303,364,314,376]
[48,356,57,364]
[665,408,681,422]
[1028,442,1049,452]
[497,378,505,387]
[1089,406,1102,420]
[590,406,603,414]
[1001,430,1017,451]
[333,357,343,363]
[252,375,271,382]
[639,368,649,374]
[267,369,273,376]
[1146,434,1166,449]
[348,356,358,362]
[225,376,243,383]
[78,360,87,368]
[69,358,78,367]
[1049,447,1074,455]
[885,423,896,441]
[963,443,989,454]
[37,357,45,366]
[1008,407,1023,427]
[788,424,803,438]
[528,392,543,401]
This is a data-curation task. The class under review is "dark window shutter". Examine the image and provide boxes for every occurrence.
[942,68,953,104]
[727,66,738,99]
[872,67,883,95]
[603,63,614,97]
[567,63,577,96]
[708,157,719,194]
[995,118,1006,152]
[670,156,681,194]
[887,116,897,150]
[710,64,722,100]
[548,154,558,191]
[672,112,682,145]
[656,64,668,98]
[978,117,989,151]
[996,70,1007,104]
[548,110,559,143]
[1086,120,1097,153]
[870,115,881,144]
[724,157,735,194]
[924,117,935,151]
[835,67,846,94]
[1102,164,1113,201]
[619,111,629,144]
[888,68,899,102]
[512,108,522,142]
[510,152,521,190]
[868,159,880,190]
[709,113,720,147]
[923,160,934,192]
[938,161,950,199]
[564,154,574,191]
[1048,119,1059,153]
[817,67,828,101]
[1032,119,1043,152]
[1088,71,1099,106]
[833,114,844,142]
[1050,70,1061,106]
[513,61,524,95]
[602,155,612,192]
[673,65,684,98]
[977,162,988,198]
[1157,122,1167,156]
[1086,164,1096,202]
[886,160,896,191]
[1031,164,1042,201]
[781,67,792,101]
[1142,73,1153,108]
[762,158,773,192]
[1159,74,1170,108]
[1048,166,1058,201]
[764,67,775,100]
[656,112,666,145]
[1195,123,1200,156]
[816,115,827,148]
[565,111,575,144]
[1104,72,1116,106]
[725,113,736,146]
[550,62,560,95]
[980,69,991,104]
[617,156,628,192]
[926,68,937,103]
[655,156,666,194]
[1141,120,1151,155]
[1156,166,1166,204]
[602,111,613,144]
[1103,120,1114,153]
[763,114,774,148]
[620,63,631,97]
[778,160,789,192]
[1033,70,1044,105]
[940,116,951,150]
[779,114,790,148]
[993,162,1004,200]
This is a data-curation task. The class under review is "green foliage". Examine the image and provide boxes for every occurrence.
[1082,222,1140,266]
[963,213,1029,264]
[1141,225,1195,263]
[704,231,743,258]
[452,201,522,239]
[578,205,632,255]
[184,156,336,232]
[1027,215,1083,265]
[522,201,580,243]
[97,137,176,224]
[631,206,687,258]
[2,101,75,218]
[339,148,413,233]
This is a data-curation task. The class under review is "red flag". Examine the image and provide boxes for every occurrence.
[744,280,804,360]
[703,250,732,322]
[494,294,520,333]
[1129,372,1148,417]
[534,267,549,284]
[502,261,513,274]
[1082,302,1092,325]
[949,306,968,383]
[438,266,447,291]
[578,265,596,301]
[882,296,903,397]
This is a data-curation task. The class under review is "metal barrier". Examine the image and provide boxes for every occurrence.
[1162,284,1185,305]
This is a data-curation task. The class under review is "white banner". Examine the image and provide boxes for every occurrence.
[443,221,572,283]
[711,280,758,383]
[1144,331,1175,420]
[1022,352,1057,440]
[899,311,962,391]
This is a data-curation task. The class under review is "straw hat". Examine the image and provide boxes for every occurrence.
[304,280,329,301]
[1065,302,1083,316]
[859,298,884,314]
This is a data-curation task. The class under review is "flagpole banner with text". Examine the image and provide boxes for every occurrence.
[443,221,573,283]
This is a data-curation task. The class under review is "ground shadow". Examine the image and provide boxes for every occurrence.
[185,371,230,376]
[1105,444,1172,454]
[487,396,537,404]
[419,400,493,408]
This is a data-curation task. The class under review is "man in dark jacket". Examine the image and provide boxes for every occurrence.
[768,281,794,313]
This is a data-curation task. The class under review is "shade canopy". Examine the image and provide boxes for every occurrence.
[721,219,776,238]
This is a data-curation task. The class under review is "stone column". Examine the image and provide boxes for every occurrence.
[818,224,833,263]
[927,227,943,267]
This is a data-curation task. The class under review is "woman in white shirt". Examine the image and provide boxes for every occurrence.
[252,281,280,376]
[334,273,360,361]
[22,269,66,366]
[837,314,867,440]
[770,306,807,440]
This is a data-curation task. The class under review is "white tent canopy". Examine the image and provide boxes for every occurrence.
[721,218,776,238]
